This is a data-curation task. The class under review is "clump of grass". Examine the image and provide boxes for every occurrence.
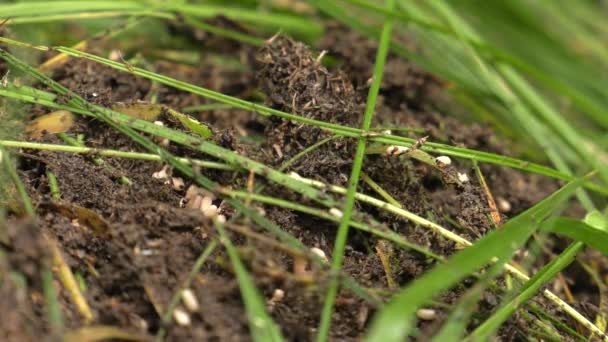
[1,1,607,341]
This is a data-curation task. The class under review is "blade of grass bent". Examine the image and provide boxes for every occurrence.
[216,223,284,341]
[366,179,582,342]
[317,0,395,339]
[430,259,508,342]
[541,217,608,256]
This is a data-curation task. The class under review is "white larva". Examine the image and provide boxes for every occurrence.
[200,196,213,211]
[416,308,437,321]
[310,247,329,263]
[173,308,191,326]
[385,145,409,156]
[329,208,343,218]
[172,177,185,191]
[289,171,302,180]
[435,156,452,167]
[203,204,218,218]
[181,289,200,312]
[497,197,512,212]
[270,289,285,303]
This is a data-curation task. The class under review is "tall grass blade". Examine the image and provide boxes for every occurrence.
[317,0,395,339]
[216,223,284,341]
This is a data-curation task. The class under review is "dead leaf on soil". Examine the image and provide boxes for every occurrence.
[26,110,74,139]
[46,201,110,238]
[111,102,162,121]
[64,325,150,342]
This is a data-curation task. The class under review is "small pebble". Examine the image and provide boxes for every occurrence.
[154,121,164,126]
[457,172,469,183]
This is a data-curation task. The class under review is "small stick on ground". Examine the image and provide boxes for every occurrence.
[245,169,255,207]
[473,161,501,226]
[375,240,397,289]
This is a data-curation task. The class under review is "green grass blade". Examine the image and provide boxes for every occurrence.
[366,179,582,341]
[181,15,264,47]
[423,1,601,208]
[468,242,583,341]
[541,216,608,256]
[156,239,218,341]
[216,223,284,341]
[0,147,34,216]
[225,190,440,260]
[0,140,235,171]
[0,1,322,39]
[430,260,507,342]
[317,0,395,339]
[5,11,172,25]
[42,267,64,332]
[498,67,608,185]
[356,0,607,130]
[0,1,143,17]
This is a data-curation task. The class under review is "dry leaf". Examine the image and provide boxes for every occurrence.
[26,110,74,138]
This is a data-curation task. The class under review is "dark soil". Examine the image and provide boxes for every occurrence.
[1,19,604,342]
